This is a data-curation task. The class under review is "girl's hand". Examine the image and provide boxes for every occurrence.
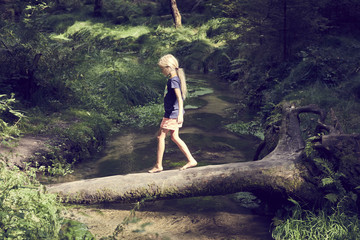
[177,114,183,124]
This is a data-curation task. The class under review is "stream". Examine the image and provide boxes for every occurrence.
[55,74,273,239]
[54,74,260,180]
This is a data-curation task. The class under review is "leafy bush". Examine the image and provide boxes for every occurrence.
[0,94,24,145]
[225,120,264,140]
[0,162,63,239]
[117,102,163,129]
[59,219,95,240]
[20,109,111,176]
[53,110,111,164]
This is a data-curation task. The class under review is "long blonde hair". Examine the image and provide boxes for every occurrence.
[158,54,187,100]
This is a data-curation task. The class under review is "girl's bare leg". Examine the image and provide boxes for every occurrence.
[149,128,168,173]
[170,128,197,170]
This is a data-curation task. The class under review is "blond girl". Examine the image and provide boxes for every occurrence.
[149,54,197,173]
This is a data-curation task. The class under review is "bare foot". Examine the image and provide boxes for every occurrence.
[180,161,197,170]
[148,167,163,173]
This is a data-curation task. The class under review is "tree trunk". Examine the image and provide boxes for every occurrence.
[170,0,182,28]
[47,103,328,204]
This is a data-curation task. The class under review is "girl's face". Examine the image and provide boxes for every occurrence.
[160,66,170,77]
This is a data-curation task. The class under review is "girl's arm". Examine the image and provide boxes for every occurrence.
[174,88,184,124]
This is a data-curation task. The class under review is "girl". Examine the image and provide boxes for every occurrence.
[149,54,197,173]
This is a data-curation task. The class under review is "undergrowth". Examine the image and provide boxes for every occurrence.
[0,94,24,146]
[272,198,360,240]
[271,136,360,240]
[0,162,63,239]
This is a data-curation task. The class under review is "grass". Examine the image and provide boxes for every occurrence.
[53,21,151,41]
[272,200,360,240]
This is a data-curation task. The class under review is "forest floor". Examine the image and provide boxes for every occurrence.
[0,135,50,168]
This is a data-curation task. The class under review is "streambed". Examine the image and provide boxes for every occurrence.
[56,74,273,239]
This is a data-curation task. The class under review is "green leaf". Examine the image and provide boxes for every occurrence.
[324,193,338,203]
[321,177,334,186]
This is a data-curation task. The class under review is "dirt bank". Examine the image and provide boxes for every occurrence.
[0,135,50,168]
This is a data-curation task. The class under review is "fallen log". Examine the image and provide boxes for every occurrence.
[47,102,323,204]
[46,151,316,204]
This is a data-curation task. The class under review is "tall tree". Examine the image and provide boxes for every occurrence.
[170,0,182,28]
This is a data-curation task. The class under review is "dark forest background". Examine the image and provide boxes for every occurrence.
[1,0,360,239]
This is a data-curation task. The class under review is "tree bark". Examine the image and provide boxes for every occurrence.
[47,103,326,204]
[170,0,182,28]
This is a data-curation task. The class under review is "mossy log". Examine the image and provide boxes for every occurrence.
[47,103,325,204]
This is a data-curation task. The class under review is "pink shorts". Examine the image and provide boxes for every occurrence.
[160,118,183,130]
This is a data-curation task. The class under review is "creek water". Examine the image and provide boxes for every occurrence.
[55,74,260,180]
[52,74,273,239]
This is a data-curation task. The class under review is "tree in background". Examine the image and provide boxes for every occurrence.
[170,0,181,28]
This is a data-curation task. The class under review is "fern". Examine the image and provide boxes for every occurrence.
[313,158,336,177]
[0,94,24,143]
[304,135,321,157]
[322,177,335,186]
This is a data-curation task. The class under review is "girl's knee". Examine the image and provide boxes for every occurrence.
[157,129,168,141]
[171,134,181,143]
[157,134,165,141]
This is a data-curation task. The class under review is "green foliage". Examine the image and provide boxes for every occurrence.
[117,102,163,129]
[272,138,360,240]
[103,0,144,24]
[0,162,63,239]
[305,140,354,208]
[20,109,111,176]
[49,21,164,113]
[0,94,24,144]
[225,120,264,140]
[35,144,75,177]
[176,39,215,73]
[55,110,111,163]
[272,198,360,240]
[232,192,261,209]
[59,219,95,240]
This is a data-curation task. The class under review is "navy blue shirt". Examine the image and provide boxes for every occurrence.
[164,76,184,118]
